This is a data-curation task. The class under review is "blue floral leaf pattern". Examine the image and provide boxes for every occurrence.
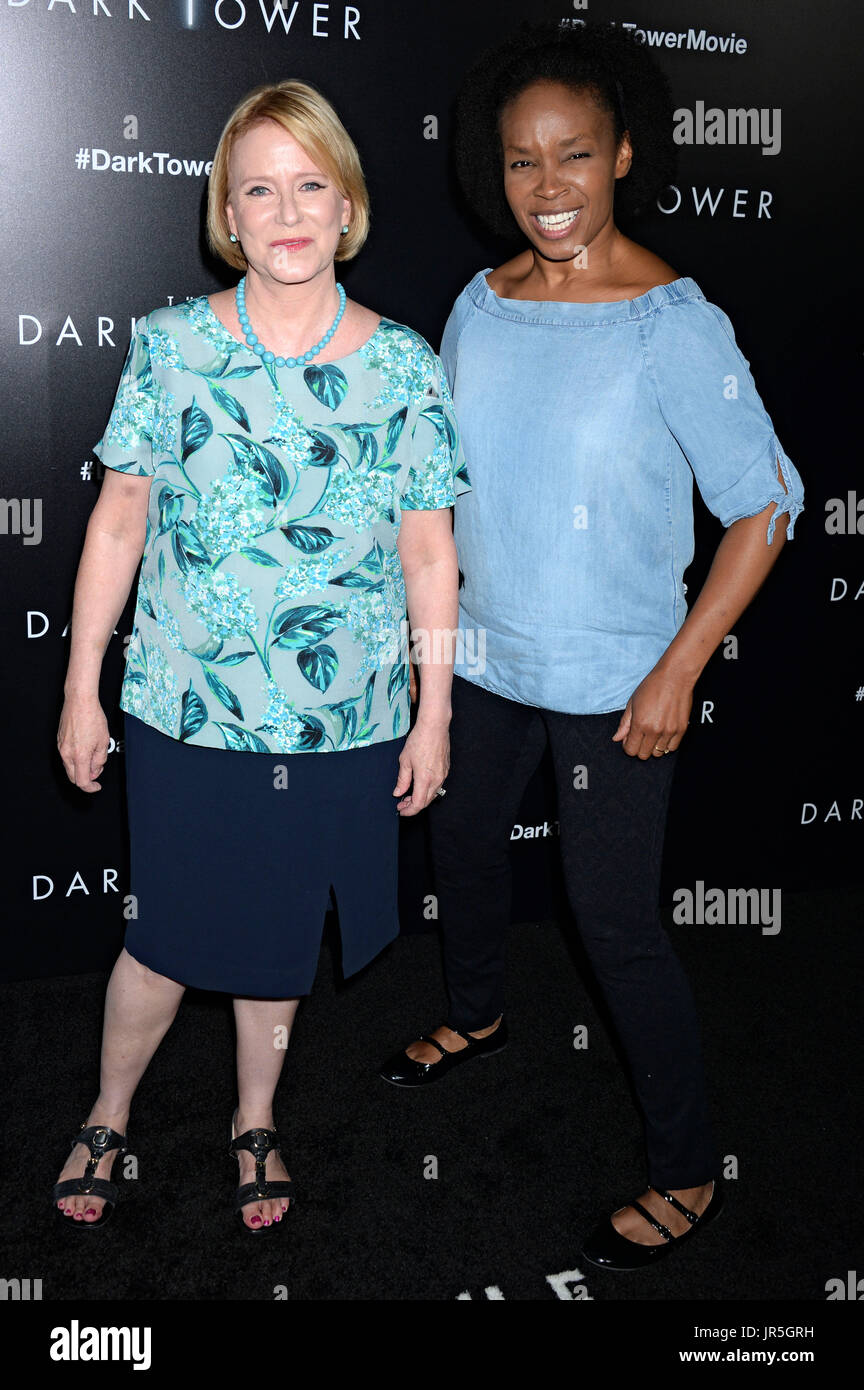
[239,546,282,568]
[383,407,408,460]
[211,650,254,666]
[181,397,213,462]
[331,540,387,592]
[330,570,384,590]
[271,604,344,650]
[171,520,211,573]
[136,356,153,393]
[208,383,251,433]
[186,636,223,661]
[214,721,271,753]
[294,713,326,751]
[179,681,208,742]
[387,661,409,706]
[297,642,338,692]
[324,697,359,744]
[221,365,262,380]
[221,433,289,503]
[204,357,231,379]
[306,430,339,468]
[303,364,348,411]
[340,423,378,470]
[101,302,468,754]
[280,524,337,554]
[157,485,184,535]
[203,665,244,719]
[362,672,376,723]
[417,402,456,451]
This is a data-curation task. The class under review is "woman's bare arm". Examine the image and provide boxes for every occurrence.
[59,469,151,791]
[615,481,792,760]
[394,507,459,814]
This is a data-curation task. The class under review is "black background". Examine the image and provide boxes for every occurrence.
[1,0,861,981]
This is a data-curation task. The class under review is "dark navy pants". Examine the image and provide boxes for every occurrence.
[426,674,719,1190]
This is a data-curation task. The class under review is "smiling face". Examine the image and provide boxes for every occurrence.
[225,118,351,285]
[499,80,632,258]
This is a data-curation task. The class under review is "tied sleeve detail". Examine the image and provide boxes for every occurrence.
[639,296,805,544]
[695,431,804,543]
[765,435,804,543]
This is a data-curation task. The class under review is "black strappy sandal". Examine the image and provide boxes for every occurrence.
[228,1110,294,1234]
[52,1123,128,1230]
[581,1180,724,1269]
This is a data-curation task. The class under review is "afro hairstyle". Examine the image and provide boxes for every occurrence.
[453,19,676,237]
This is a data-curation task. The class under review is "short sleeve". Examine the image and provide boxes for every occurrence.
[91,316,159,477]
[400,353,471,510]
[641,298,804,542]
[439,293,469,395]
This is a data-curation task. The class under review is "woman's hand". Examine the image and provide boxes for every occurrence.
[392,716,450,815]
[612,666,693,760]
[58,695,111,792]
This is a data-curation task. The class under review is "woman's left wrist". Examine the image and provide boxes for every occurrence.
[413,705,451,730]
[655,644,704,686]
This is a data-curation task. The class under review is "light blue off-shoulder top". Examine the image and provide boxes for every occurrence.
[442,270,804,715]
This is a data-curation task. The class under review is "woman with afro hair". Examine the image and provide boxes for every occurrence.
[379,20,803,1269]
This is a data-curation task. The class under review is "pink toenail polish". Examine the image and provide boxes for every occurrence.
[250,1215,261,1225]
[264,1219,271,1226]
[85,1208,97,1215]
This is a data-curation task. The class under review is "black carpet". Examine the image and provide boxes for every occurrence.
[3,887,862,1302]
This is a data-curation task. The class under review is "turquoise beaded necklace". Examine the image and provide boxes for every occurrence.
[235,275,347,368]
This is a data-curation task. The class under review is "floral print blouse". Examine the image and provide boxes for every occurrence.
[93,296,470,753]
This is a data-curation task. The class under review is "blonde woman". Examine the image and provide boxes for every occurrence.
[52,80,469,1234]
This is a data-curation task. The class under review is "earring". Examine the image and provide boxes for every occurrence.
[229,233,238,243]
[340,224,349,235]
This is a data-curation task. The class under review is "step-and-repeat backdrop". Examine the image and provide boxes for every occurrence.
[1,0,859,981]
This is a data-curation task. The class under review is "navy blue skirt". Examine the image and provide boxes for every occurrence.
[123,713,406,997]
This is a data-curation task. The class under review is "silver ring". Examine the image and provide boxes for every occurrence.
[435,787,447,797]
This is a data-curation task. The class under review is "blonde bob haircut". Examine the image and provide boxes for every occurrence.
[207,79,370,270]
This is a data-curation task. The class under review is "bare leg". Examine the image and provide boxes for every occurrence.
[56,948,186,1223]
[232,996,300,1230]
